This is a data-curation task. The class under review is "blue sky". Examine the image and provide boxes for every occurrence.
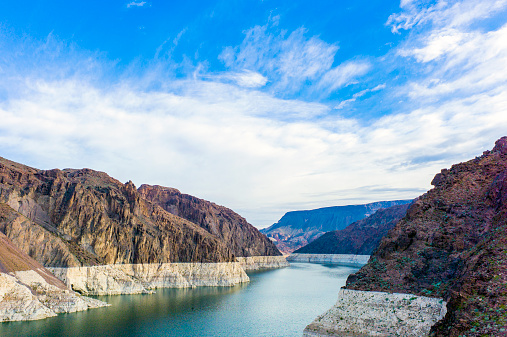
[1,0,507,227]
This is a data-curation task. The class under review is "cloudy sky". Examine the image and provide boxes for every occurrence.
[1,0,506,228]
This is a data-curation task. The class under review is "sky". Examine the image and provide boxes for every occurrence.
[0,0,506,228]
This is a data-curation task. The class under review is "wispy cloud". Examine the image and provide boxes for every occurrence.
[127,1,147,8]
[207,70,268,88]
[334,83,385,109]
[219,20,370,98]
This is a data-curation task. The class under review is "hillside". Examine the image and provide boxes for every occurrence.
[294,203,410,255]
[345,137,507,336]
[138,184,280,257]
[261,200,412,254]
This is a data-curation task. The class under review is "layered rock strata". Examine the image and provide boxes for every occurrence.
[286,254,369,266]
[303,289,447,337]
[235,256,289,271]
[138,184,281,257]
[49,262,250,295]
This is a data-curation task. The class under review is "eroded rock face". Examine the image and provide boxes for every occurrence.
[138,184,281,257]
[346,137,507,336]
[294,203,411,255]
[0,157,235,266]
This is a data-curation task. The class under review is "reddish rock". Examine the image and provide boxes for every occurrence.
[346,137,507,336]
[138,184,281,257]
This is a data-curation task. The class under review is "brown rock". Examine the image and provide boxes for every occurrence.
[138,184,281,257]
[346,137,507,336]
[0,157,235,266]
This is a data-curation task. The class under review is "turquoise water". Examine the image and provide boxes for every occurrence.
[0,263,360,337]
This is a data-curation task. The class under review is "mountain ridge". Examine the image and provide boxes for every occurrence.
[261,199,412,254]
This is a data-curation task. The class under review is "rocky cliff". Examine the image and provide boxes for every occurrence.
[138,184,280,257]
[294,203,410,255]
[344,137,507,336]
[0,157,237,266]
[261,200,412,254]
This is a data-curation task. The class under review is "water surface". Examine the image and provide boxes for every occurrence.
[0,263,360,337]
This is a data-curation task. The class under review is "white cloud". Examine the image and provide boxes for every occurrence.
[1,74,505,227]
[388,0,507,33]
[127,1,147,8]
[208,70,268,88]
[219,23,369,97]
[317,61,372,96]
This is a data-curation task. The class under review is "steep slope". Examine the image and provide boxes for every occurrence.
[138,184,281,257]
[0,157,235,266]
[0,231,107,322]
[294,203,411,255]
[261,200,412,254]
[345,137,507,336]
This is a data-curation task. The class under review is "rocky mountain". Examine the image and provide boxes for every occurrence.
[0,156,273,268]
[261,200,412,254]
[294,203,411,255]
[138,184,280,257]
[345,137,507,336]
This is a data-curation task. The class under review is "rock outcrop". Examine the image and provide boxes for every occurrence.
[261,200,412,254]
[343,137,507,336]
[138,184,281,257]
[0,231,107,322]
[303,289,447,337]
[294,203,411,255]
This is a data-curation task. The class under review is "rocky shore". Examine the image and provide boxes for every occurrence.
[303,289,447,337]
[49,262,250,296]
[0,270,108,322]
[286,253,369,266]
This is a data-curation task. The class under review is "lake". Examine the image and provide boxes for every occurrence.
[0,263,360,337]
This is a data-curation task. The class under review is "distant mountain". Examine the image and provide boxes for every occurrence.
[138,184,281,257]
[294,203,411,255]
[345,137,507,336]
[261,200,413,254]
